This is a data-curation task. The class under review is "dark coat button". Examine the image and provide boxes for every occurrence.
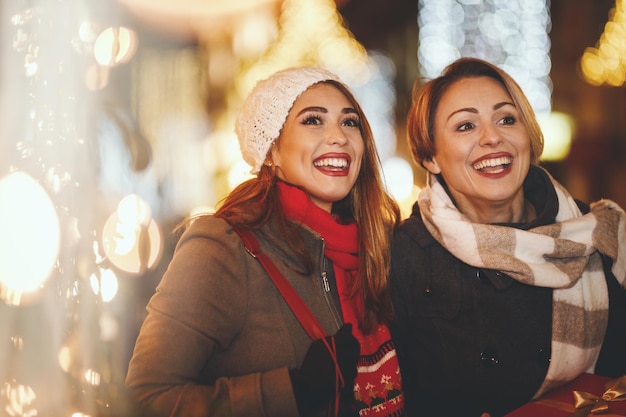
[480,348,500,366]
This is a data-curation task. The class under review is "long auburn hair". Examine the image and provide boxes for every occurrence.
[214,80,400,333]
[407,57,544,168]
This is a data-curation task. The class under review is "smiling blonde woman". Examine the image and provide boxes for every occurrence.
[390,57,626,417]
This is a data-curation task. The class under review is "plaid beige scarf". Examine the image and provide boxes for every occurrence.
[418,168,626,398]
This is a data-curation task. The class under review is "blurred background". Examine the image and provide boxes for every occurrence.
[0,0,625,415]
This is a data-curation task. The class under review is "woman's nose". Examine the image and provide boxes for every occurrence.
[479,124,503,146]
[328,125,348,146]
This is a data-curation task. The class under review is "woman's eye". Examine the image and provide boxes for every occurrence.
[342,117,361,128]
[302,116,322,125]
[500,115,516,125]
[457,121,474,131]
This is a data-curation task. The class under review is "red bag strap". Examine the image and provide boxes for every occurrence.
[232,227,327,341]
[231,226,346,417]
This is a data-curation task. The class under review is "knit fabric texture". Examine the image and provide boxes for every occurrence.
[235,67,343,173]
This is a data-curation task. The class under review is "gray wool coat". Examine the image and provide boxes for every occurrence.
[126,215,345,417]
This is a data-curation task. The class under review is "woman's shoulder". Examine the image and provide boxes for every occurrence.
[175,214,240,249]
[182,214,230,234]
[395,206,432,246]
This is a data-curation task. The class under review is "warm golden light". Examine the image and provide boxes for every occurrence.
[398,185,423,220]
[93,26,137,67]
[84,369,101,386]
[58,345,71,373]
[101,194,162,274]
[0,172,60,304]
[99,312,120,342]
[118,193,153,228]
[538,111,575,162]
[2,380,37,417]
[99,268,119,302]
[382,157,415,203]
[119,0,277,19]
[11,335,24,350]
[235,0,367,104]
[580,0,626,86]
[227,160,255,190]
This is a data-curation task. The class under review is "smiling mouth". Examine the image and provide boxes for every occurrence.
[473,156,512,173]
[314,157,349,170]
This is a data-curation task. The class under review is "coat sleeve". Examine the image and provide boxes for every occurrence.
[125,217,299,417]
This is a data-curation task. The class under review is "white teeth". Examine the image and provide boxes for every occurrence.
[473,157,512,170]
[314,158,348,168]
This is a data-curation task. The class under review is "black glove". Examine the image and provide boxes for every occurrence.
[289,324,360,415]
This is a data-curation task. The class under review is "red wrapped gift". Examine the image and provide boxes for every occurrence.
[505,373,626,417]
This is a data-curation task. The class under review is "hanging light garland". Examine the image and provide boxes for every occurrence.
[580,0,626,86]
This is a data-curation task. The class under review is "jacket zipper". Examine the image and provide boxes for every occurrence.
[320,251,343,328]
[321,268,331,292]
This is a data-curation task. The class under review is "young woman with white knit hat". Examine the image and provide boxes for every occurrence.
[126,67,406,417]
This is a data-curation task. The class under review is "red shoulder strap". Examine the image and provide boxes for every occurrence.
[232,226,345,417]
[232,227,328,341]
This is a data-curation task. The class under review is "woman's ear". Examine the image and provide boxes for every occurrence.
[268,145,279,168]
[422,157,441,174]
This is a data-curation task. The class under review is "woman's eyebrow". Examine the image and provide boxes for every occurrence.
[446,101,515,121]
[493,101,515,110]
[296,106,358,116]
[296,106,327,116]
[447,107,477,121]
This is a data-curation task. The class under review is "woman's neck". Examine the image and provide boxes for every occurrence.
[455,193,536,224]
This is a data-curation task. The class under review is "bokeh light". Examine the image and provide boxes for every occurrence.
[0,172,60,305]
[84,369,101,386]
[89,267,120,302]
[93,26,137,67]
[228,160,255,190]
[538,111,575,162]
[99,312,120,342]
[101,194,162,275]
[398,185,423,220]
[418,0,552,115]
[1,380,37,417]
[579,0,626,86]
[382,157,415,203]
[416,0,572,160]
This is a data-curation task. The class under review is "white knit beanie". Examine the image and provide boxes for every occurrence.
[235,66,343,173]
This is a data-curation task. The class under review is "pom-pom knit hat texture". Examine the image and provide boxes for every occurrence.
[235,66,344,173]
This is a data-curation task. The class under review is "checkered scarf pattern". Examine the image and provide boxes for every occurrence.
[417,167,626,398]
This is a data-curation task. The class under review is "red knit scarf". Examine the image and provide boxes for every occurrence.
[278,182,405,416]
